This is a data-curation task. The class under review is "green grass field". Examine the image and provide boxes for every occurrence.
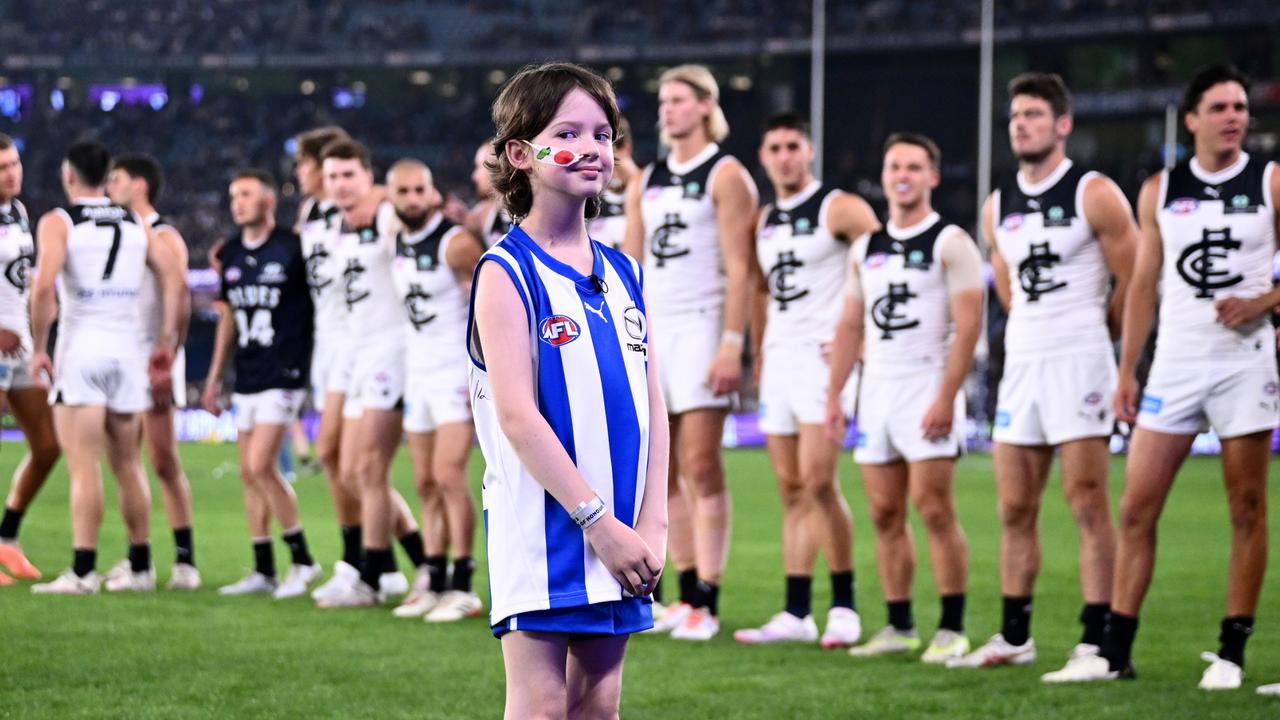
[3,443,1280,719]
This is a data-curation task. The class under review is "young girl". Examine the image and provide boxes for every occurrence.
[467,62,669,719]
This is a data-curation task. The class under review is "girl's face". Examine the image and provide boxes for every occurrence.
[511,87,614,203]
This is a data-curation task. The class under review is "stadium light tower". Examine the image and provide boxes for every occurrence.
[976,0,994,252]
[811,0,825,180]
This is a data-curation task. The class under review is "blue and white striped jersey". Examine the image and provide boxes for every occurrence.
[467,225,652,626]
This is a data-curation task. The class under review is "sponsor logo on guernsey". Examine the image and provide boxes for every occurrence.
[1265,382,1278,396]
[539,315,581,347]
[1001,213,1024,231]
[259,262,286,284]
[1169,197,1199,215]
[1139,395,1163,414]
[994,410,1011,428]
[623,306,646,340]
[865,253,890,269]
[1225,193,1257,214]
[225,266,242,283]
[1084,391,1103,406]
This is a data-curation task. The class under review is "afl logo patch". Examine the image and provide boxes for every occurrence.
[1001,213,1024,231]
[225,266,242,283]
[865,253,889,269]
[623,306,647,340]
[1169,198,1199,215]
[539,315,581,346]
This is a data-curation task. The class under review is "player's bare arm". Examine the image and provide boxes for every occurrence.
[445,229,485,293]
[824,247,866,443]
[708,157,757,396]
[922,230,983,441]
[1114,174,1164,423]
[982,195,1013,312]
[1082,175,1139,339]
[621,172,646,261]
[28,211,69,383]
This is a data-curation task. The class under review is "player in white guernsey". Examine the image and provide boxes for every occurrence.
[0,133,62,586]
[826,134,984,663]
[316,139,426,608]
[291,126,375,597]
[384,159,486,622]
[104,153,200,592]
[466,139,513,248]
[1058,65,1280,689]
[471,61,668,720]
[734,113,879,648]
[29,141,188,595]
[950,74,1137,673]
[623,64,758,640]
[587,116,637,251]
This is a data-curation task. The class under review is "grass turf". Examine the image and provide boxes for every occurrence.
[2,443,1279,718]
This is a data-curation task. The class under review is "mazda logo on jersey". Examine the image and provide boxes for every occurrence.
[623,306,646,340]
[540,315,581,346]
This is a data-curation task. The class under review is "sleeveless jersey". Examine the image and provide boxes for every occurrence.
[588,187,627,250]
[55,198,148,354]
[337,201,404,344]
[855,212,964,375]
[1155,153,1277,366]
[137,213,183,345]
[640,143,744,319]
[994,159,1112,358]
[0,199,34,344]
[467,225,651,624]
[299,197,346,345]
[216,227,314,394]
[756,181,851,349]
[391,213,469,375]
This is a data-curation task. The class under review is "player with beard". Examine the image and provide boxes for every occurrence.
[734,113,879,647]
[1048,64,1280,690]
[0,133,61,586]
[385,159,486,621]
[104,152,201,591]
[624,64,758,641]
[826,134,983,663]
[948,73,1137,672]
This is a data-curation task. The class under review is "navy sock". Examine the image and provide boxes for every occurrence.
[127,543,151,573]
[784,575,812,618]
[830,571,855,610]
[887,600,914,631]
[398,531,428,569]
[1218,616,1254,667]
[361,548,392,590]
[281,527,314,566]
[340,525,362,568]
[450,557,475,593]
[939,593,966,632]
[678,568,698,605]
[425,555,448,593]
[1080,603,1110,647]
[1001,595,1032,646]
[0,506,24,540]
[173,527,194,567]
[72,548,96,578]
[1102,612,1138,671]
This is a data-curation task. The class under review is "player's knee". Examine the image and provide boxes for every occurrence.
[316,438,340,471]
[808,477,841,507]
[916,502,957,535]
[151,452,182,484]
[998,496,1039,532]
[1116,500,1158,537]
[869,504,906,534]
[29,435,61,467]
[1228,489,1265,534]
[777,476,804,508]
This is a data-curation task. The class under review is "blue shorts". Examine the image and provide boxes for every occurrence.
[491,597,653,639]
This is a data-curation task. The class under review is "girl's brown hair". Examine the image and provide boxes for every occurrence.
[486,62,620,221]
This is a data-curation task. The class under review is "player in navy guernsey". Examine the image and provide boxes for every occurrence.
[735,112,879,648]
[201,169,320,600]
[30,140,188,596]
[106,152,201,592]
[1061,65,1280,690]
[826,133,984,663]
[624,64,758,641]
[952,74,1138,674]
[471,63,668,719]
[0,132,62,587]
[385,159,486,622]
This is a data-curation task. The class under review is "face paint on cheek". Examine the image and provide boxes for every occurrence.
[523,140,586,168]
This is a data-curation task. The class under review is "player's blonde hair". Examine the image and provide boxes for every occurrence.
[659,64,729,145]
